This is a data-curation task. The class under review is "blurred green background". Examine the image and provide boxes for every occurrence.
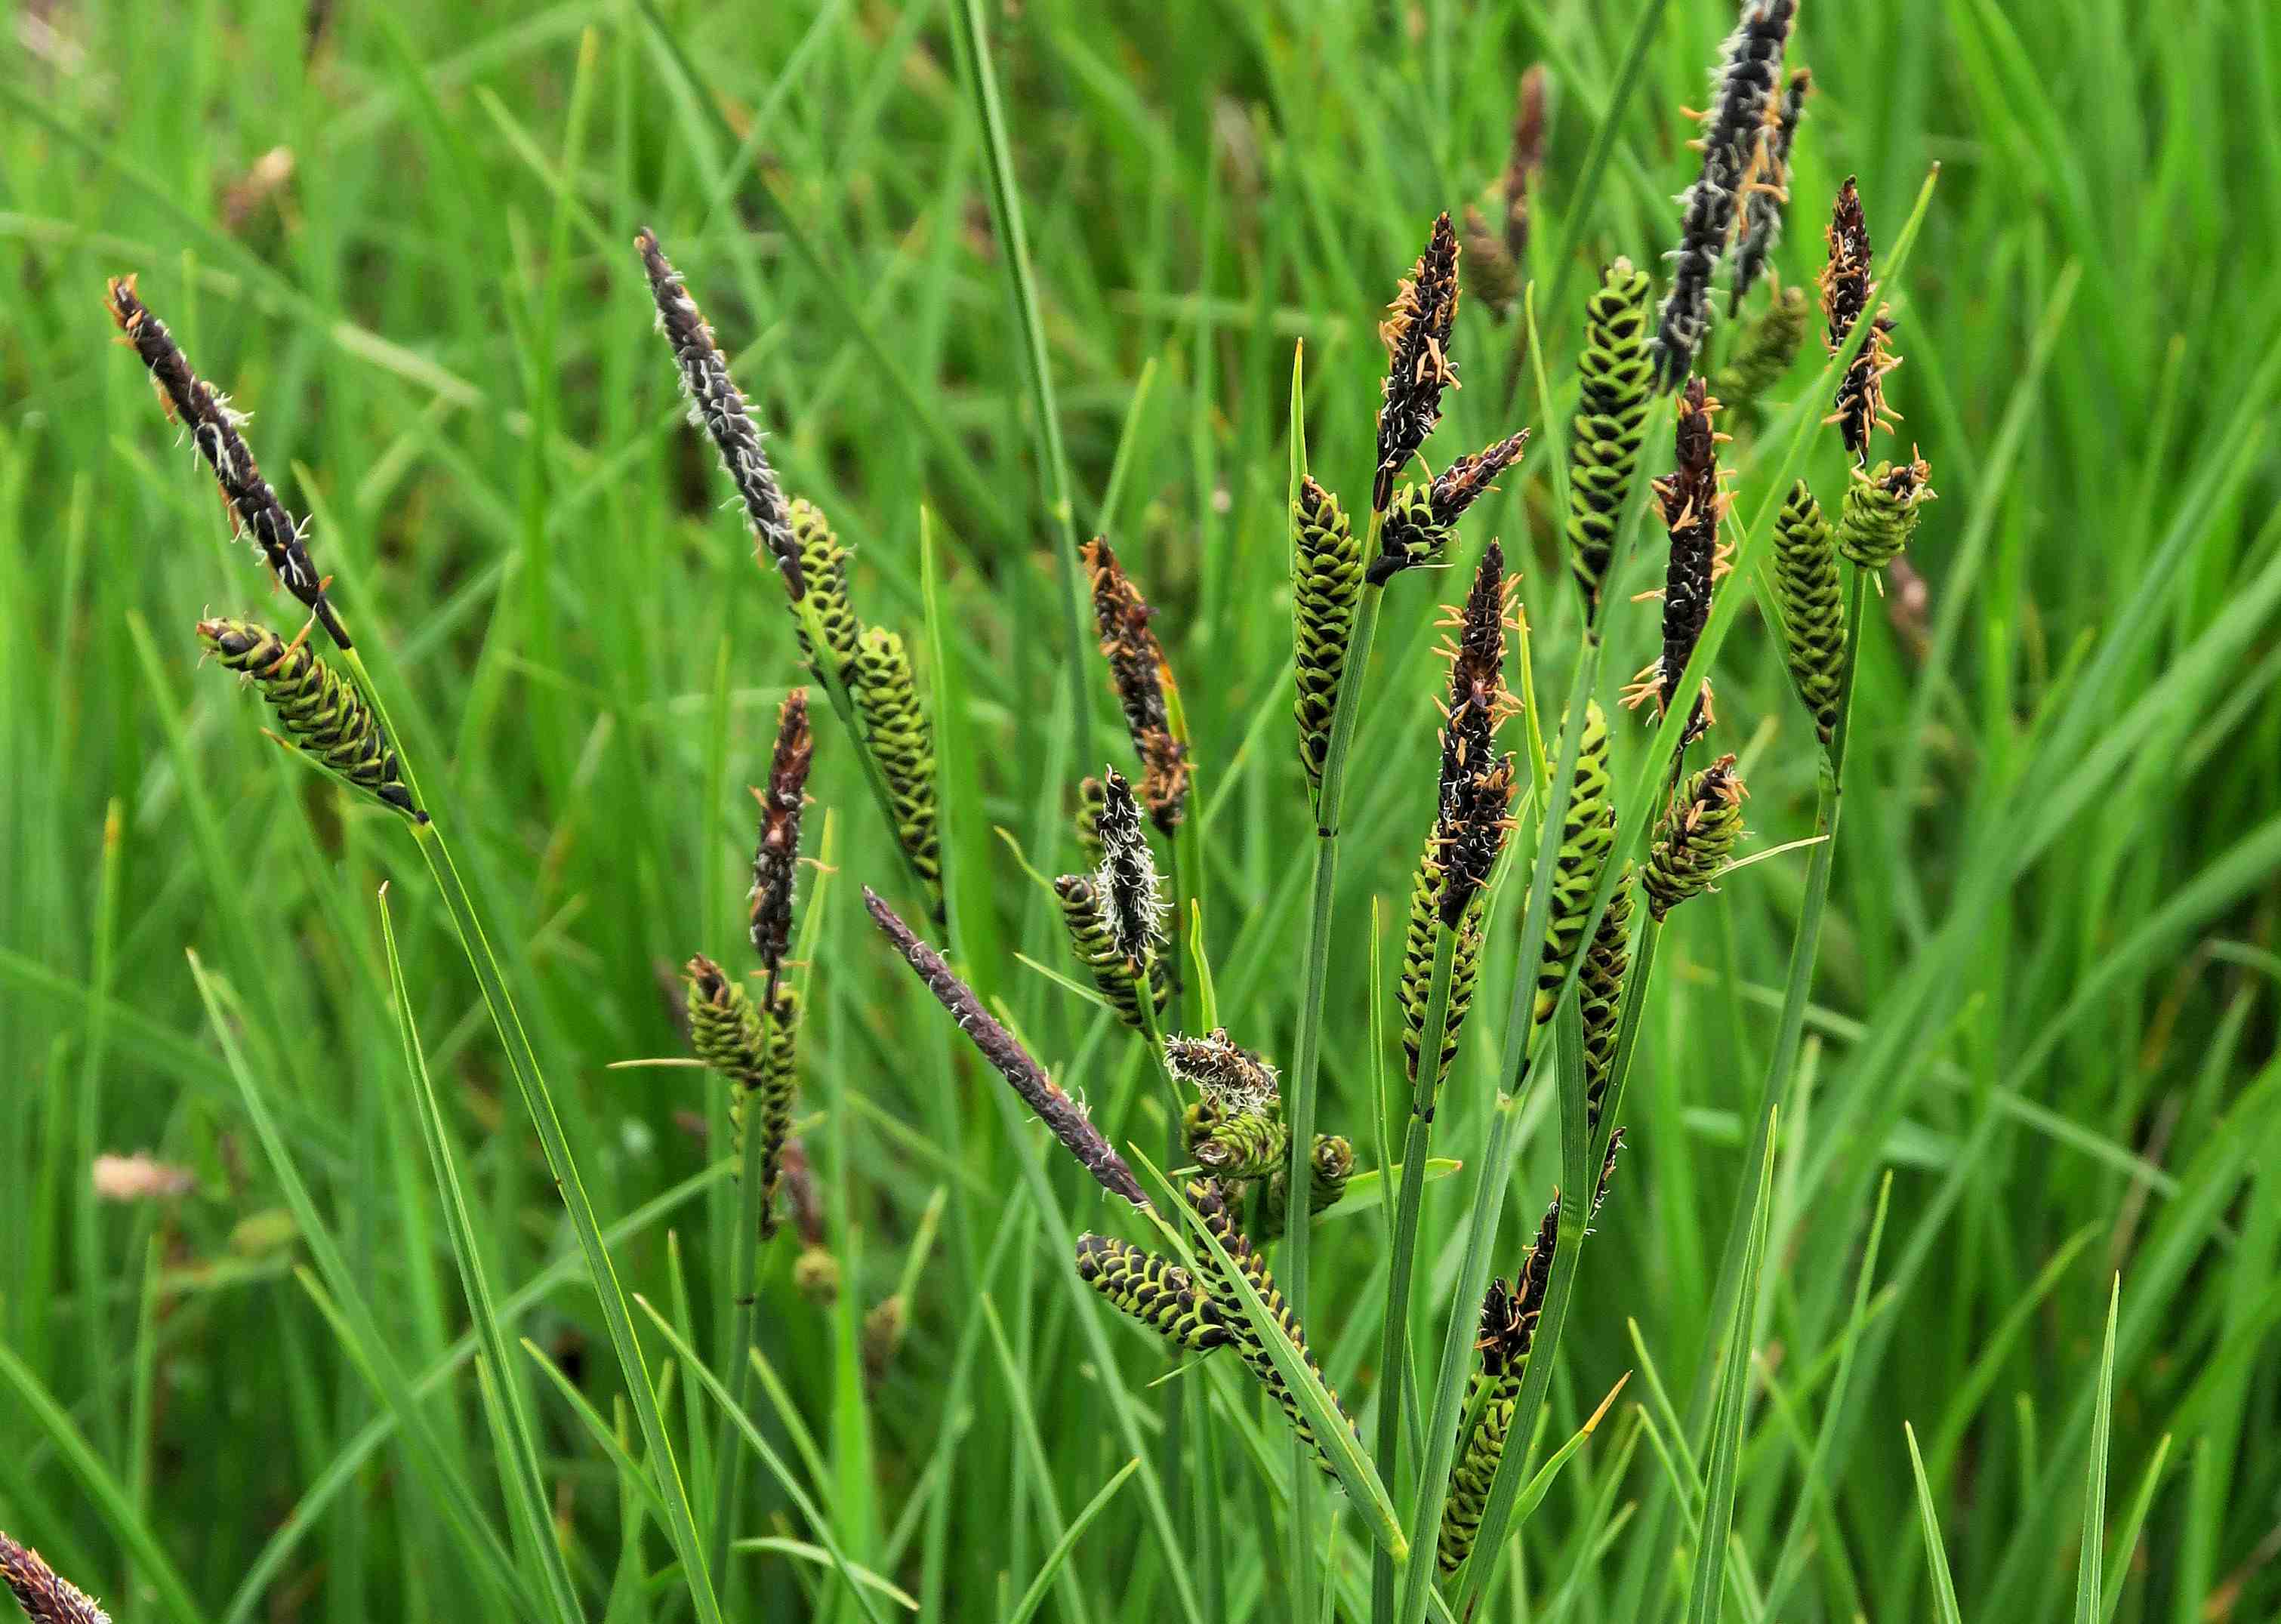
[4,0,2279,1620]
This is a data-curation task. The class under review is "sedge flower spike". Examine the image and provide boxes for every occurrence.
[1373,430,1529,585]
[106,279,352,651]
[866,889,1150,1210]
[748,687,812,985]
[1437,1202,1560,1573]
[197,619,421,819]
[1533,702,1619,1026]
[1373,212,1463,513]
[1075,1235,1231,1354]
[633,228,804,596]
[1628,377,1726,742]
[1093,767,1167,968]
[1259,1134,1356,1242]
[1729,69,1812,313]
[1820,179,1901,464]
[787,499,860,679]
[1836,451,1936,570]
[1292,476,1364,804]
[1083,539,1191,829]
[1712,282,1810,414]
[1566,260,1657,617]
[1053,873,1168,1031]
[1,1532,110,1624]
[1644,755,1750,919]
[1771,481,1847,744]
[852,627,942,898]
[685,956,798,1237]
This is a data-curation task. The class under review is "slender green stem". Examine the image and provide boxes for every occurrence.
[412,819,726,1624]
[1371,924,1460,1624]
[703,994,778,1586]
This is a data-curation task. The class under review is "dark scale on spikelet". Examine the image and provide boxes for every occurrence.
[852,627,941,898]
[1293,476,1364,806]
[1626,379,1727,742]
[1374,213,1463,513]
[198,619,421,818]
[1093,768,1167,969]
[1401,863,1489,1086]
[1257,1134,1356,1243]
[1186,1179,1358,1480]
[1580,869,1635,1127]
[1651,0,1799,391]
[1771,482,1847,744]
[1729,69,1812,313]
[1083,539,1191,830]
[787,500,859,679]
[1,1530,112,1624]
[1820,180,1900,465]
[1371,432,1527,587]
[1644,755,1749,920]
[685,957,798,1237]
[749,688,812,984]
[1592,1126,1628,1221]
[868,889,1151,1210]
[1076,1234,1233,1354]
[1438,1202,1559,1576]
[1054,873,1169,1031]
[633,229,805,597]
[1566,260,1657,618]
[1712,283,1811,414]
[1167,1028,1287,1176]
[106,279,352,652]
[1836,451,1935,570]
[1432,543,1520,925]
[1534,703,1618,1027]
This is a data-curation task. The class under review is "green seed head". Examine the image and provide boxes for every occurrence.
[1292,476,1362,804]
[792,1243,840,1305]
[1772,480,1847,745]
[1401,856,1487,1083]
[197,619,422,819]
[1534,702,1618,1025]
[1053,873,1168,1032]
[1579,869,1635,1129]
[1711,283,1811,414]
[852,627,941,898]
[788,500,860,680]
[1643,755,1749,920]
[1835,452,1934,569]
[1370,482,1451,584]
[1566,259,1655,618]
[1075,1234,1231,1354]
[1260,1133,1358,1241]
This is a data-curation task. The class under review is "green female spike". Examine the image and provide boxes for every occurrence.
[1565,259,1655,618]
[1533,702,1617,1026]
[1438,1200,1557,1574]
[1644,755,1749,920]
[1772,481,1847,745]
[1836,452,1935,569]
[1193,1106,1291,1182]
[1054,874,1167,1031]
[1292,476,1363,805]
[1400,858,1487,1083]
[852,627,942,896]
[1074,1234,1231,1354]
[686,958,797,1237]
[1711,283,1811,414]
[787,498,859,679]
[1579,869,1635,1129]
[197,619,422,819]
[1257,1134,1356,1243]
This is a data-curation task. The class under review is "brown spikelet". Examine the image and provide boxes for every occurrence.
[1503,66,1549,267]
[1375,213,1463,511]
[1626,380,1725,741]
[748,688,812,986]
[1819,180,1900,464]
[1432,543,1518,924]
[0,1533,110,1624]
[106,277,351,650]
[1083,539,1190,830]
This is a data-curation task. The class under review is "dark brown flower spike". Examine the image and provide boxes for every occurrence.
[748,687,812,988]
[1372,431,1528,587]
[1083,538,1190,829]
[865,887,1149,1210]
[1432,541,1518,925]
[1375,212,1463,512]
[106,278,350,650]
[1731,69,1811,313]
[1819,179,1900,464]
[1164,1028,1281,1117]
[634,228,805,598]
[1627,379,1727,741]
[0,1532,109,1624]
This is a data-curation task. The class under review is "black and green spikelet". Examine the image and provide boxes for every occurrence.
[1771,481,1846,745]
[1292,476,1363,809]
[1565,260,1655,618]
[198,619,421,818]
[852,627,942,896]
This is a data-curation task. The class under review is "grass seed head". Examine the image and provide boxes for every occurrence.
[1093,766,1167,968]
[1075,1234,1232,1353]
[634,228,804,597]
[1729,68,1812,313]
[1292,476,1364,803]
[1534,702,1619,1025]
[1,1531,110,1624]
[1712,282,1811,414]
[1644,754,1750,919]
[748,687,812,983]
[1083,538,1190,829]
[852,627,942,899]
[1401,858,1489,1083]
[1567,258,1657,617]
[1772,480,1847,744]
[788,498,860,679]
[1375,212,1463,512]
[197,618,422,819]
[1053,872,1169,1032]
[1819,180,1902,463]
[106,278,351,650]
[866,888,1150,1210]
[1836,451,1935,569]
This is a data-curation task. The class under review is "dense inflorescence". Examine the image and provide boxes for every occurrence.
[197,619,421,818]
[1644,756,1750,920]
[1567,260,1657,618]
[1771,482,1847,744]
[1084,539,1191,829]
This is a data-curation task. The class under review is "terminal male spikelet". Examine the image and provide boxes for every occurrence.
[1579,871,1635,1128]
[1567,260,1656,618]
[107,278,351,650]
[1084,539,1191,829]
[1,1532,110,1624]
[1820,180,1900,465]
[1054,873,1169,1031]
[1374,213,1463,513]
[748,688,812,985]
[1729,69,1811,313]
[1628,378,1726,741]
[197,619,421,818]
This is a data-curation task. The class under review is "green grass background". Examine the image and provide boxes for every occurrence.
[5,0,2280,1619]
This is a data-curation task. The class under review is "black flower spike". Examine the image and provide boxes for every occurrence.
[634,228,804,597]
[1164,1028,1281,1118]
[1054,873,1169,1032]
[1730,69,1812,313]
[1093,767,1167,969]
[107,279,351,650]
[1627,379,1726,742]
[1083,539,1190,830]
[1580,869,1635,1128]
[1375,213,1463,512]
[866,889,1150,1210]
[1433,542,1518,926]
[1370,432,1527,587]
[1435,1276,1536,1575]
[0,1531,110,1624]
[1651,0,1800,390]
[198,618,422,819]
[1820,179,1901,464]
[748,688,812,988]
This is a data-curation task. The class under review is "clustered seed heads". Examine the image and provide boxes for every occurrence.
[788,499,860,679]
[852,627,942,900]
[1820,179,1900,465]
[1711,282,1810,414]
[1292,476,1364,807]
[1083,539,1191,830]
[1643,754,1750,920]
[748,688,812,985]
[685,956,798,1237]
[1534,702,1618,1026]
[1258,1134,1356,1243]
[1729,69,1811,313]
[1165,1028,1281,1118]
[866,889,1150,1210]
[1075,1234,1232,1353]
[1772,481,1847,744]
[1,1530,110,1624]
[633,228,804,598]
[1374,212,1463,513]
[1836,451,1936,570]
[1093,767,1167,969]
[1054,873,1170,1031]
[106,279,351,651]
[1652,0,1799,390]
[1567,260,1657,618]
[1629,377,1727,742]
[197,618,422,819]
